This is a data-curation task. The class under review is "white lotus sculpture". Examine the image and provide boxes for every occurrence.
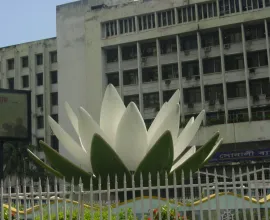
[28,84,223,186]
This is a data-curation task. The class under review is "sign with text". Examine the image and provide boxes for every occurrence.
[210,149,270,163]
[0,89,31,141]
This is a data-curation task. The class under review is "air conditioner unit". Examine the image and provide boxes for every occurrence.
[165,79,171,85]
[184,50,190,56]
[224,44,230,49]
[249,68,255,74]
[195,75,200,80]
[204,46,212,53]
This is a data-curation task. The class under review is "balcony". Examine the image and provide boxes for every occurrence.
[227,97,248,110]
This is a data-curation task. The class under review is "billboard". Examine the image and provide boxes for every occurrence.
[0,89,31,141]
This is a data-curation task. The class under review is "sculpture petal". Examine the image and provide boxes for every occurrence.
[115,102,148,171]
[27,149,64,178]
[91,134,131,187]
[135,131,173,177]
[148,90,180,137]
[48,116,91,173]
[39,141,92,185]
[100,84,126,144]
[148,104,180,150]
[170,132,220,176]
[65,102,79,135]
[78,107,112,158]
[173,110,205,161]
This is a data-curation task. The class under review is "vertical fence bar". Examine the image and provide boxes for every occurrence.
[15,178,20,220]
[78,178,82,220]
[115,175,119,220]
[90,177,94,220]
[262,166,268,220]
[157,172,161,220]
[69,178,74,220]
[165,172,170,220]
[131,174,136,220]
[214,169,221,220]
[107,176,111,220]
[254,167,262,220]
[239,167,247,220]
[246,167,254,220]
[46,177,51,220]
[223,167,229,216]
[173,172,178,220]
[1,180,3,220]
[197,170,203,220]
[205,169,212,220]
[232,167,239,220]
[38,178,43,220]
[30,179,35,220]
[190,170,195,220]
[8,178,12,220]
[23,178,27,220]
[181,170,187,219]
[123,173,128,219]
[54,177,59,220]
[148,173,153,220]
[98,176,102,220]
[63,177,66,220]
[140,173,144,220]
[80,179,84,219]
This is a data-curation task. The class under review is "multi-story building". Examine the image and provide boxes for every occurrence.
[56,0,270,169]
[0,38,59,159]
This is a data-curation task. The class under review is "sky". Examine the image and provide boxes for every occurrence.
[0,0,77,48]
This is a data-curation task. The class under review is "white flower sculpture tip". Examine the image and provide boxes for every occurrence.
[46,84,222,178]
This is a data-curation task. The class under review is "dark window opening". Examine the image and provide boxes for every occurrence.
[106,48,118,63]
[203,57,221,74]
[143,92,159,109]
[51,92,58,106]
[37,116,44,129]
[162,63,178,80]
[123,69,138,85]
[36,95,43,108]
[184,87,201,103]
[223,27,242,44]
[160,38,177,54]
[50,71,58,84]
[227,82,246,98]
[225,54,244,71]
[36,54,43,65]
[21,56,29,68]
[142,67,158,83]
[122,45,137,60]
[7,78,14,90]
[36,73,43,86]
[141,42,157,57]
[201,32,219,47]
[107,72,119,87]
[50,51,57,63]
[182,60,199,77]
[180,35,198,51]
[7,59,14,70]
[22,75,29,88]
[124,95,139,108]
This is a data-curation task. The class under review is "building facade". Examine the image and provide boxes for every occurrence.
[0,38,59,159]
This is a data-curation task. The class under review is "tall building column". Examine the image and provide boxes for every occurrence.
[14,48,20,89]
[241,23,252,120]
[156,38,163,108]
[176,35,185,124]
[264,20,270,81]
[197,31,206,125]
[137,42,144,116]
[218,28,229,123]
[118,45,123,98]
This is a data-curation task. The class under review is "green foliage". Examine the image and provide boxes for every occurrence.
[148,205,188,220]
[34,207,136,220]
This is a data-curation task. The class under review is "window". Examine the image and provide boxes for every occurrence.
[7,78,14,89]
[247,50,268,68]
[51,135,59,151]
[141,42,157,57]
[36,54,43,65]
[106,48,118,63]
[51,114,58,122]
[184,87,201,103]
[219,0,240,15]
[162,63,178,80]
[160,38,177,54]
[119,17,136,34]
[142,67,158,83]
[163,90,178,102]
[104,20,118,37]
[107,72,119,86]
[138,13,155,31]
[51,92,58,106]
[198,2,217,20]
[22,75,29,88]
[123,69,138,85]
[177,5,196,23]
[201,32,219,47]
[37,116,44,129]
[7,59,14,70]
[50,51,57,63]
[204,84,223,101]
[242,0,263,11]
[36,95,43,108]
[36,73,43,86]
[245,24,265,41]
[143,92,159,108]
[227,82,246,98]
[182,60,199,77]
[157,9,175,27]
[21,56,28,68]
[124,95,140,108]
[180,35,198,51]
[223,27,242,44]
[203,57,221,74]
[250,78,269,95]
[122,45,137,60]
[225,54,244,71]
[50,71,58,84]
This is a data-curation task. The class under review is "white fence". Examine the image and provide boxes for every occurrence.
[2,166,270,219]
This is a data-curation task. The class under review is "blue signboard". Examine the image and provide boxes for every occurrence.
[209,149,270,163]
